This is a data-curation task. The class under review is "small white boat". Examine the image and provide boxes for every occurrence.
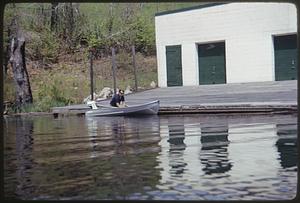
[85,100,160,117]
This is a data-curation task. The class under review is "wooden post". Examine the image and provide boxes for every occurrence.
[89,50,94,100]
[111,47,117,94]
[132,45,138,91]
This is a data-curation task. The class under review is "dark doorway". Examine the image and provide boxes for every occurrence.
[166,45,183,86]
[198,42,226,85]
[274,34,297,81]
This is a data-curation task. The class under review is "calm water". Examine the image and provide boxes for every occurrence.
[3,114,298,200]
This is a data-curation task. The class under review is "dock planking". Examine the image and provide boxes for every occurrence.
[51,80,297,116]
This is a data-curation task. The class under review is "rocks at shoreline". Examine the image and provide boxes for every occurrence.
[83,87,113,103]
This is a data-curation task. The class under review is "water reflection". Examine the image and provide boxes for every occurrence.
[3,114,297,200]
[167,116,187,177]
[84,116,162,199]
[86,118,98,158]
[157,114,297,200]
[200,125,232,175]
[161,117,233,178]
[5,116,35,200]
[86,116,161,156]
[276,124,297,169]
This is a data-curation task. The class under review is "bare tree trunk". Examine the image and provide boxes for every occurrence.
[62,3,75,49]
[139,3,144,9]
[38,4,47,27]
[110,3,114,17]
[66,3,74,39]
[108,3,114,36]
[50,2,59,32]
[9,35,33,110]
[4,4,17,76]
[4,27,10,75]
[4,27,11,76]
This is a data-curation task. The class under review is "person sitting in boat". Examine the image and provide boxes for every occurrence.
[110,89,127,107]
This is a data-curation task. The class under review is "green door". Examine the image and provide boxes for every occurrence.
[198,42,226,85]
[274,34,297,81]
[166,45,182,86]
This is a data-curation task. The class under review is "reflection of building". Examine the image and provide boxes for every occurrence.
[168,124,186,150]
[200,125,232,175]
[275,124,297,168]
[227,123,280,180]
[167,117,187,177]
[156,114,297,198]
[158,116,233,184]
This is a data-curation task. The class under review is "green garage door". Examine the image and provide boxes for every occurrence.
[274,34,297,81]
[166,45,183,86]
[198,42,226,85]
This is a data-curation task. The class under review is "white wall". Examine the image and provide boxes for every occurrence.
[155,3,297,87]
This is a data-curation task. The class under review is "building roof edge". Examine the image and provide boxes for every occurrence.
[155,2,229,17]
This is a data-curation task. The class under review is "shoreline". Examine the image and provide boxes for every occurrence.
[5,80,298,117]
[3,112,54,117]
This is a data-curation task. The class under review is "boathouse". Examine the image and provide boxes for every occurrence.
[155,3,297,87]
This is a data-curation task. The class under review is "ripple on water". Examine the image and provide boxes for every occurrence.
[3,114,297,200]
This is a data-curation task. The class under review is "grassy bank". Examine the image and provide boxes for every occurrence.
[4,51,157,113]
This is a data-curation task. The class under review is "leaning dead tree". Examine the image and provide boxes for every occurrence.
[9,34,33,110]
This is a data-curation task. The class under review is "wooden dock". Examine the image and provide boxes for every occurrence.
[51,80,297,116]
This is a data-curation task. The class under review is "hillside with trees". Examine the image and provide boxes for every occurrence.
[3,2,200,113]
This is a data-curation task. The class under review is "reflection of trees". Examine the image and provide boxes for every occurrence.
[15,116,35,199]
[87,118,98,158]
[167,117,187,177]
[84,116,162,199]
[38,115,161,199]
[275,124,297,168]
[199,125,232,175]
[6,116,161,199]
[3,117,17,199]
[111,117,126,150]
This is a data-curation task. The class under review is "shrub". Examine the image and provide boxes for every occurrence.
[132,16,156,55]
[34,79,74,112]
[27,29,60,64]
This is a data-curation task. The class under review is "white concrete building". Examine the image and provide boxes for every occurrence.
[155,3,297,87]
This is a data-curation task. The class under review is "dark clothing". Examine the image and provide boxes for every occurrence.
[110,94,125,107]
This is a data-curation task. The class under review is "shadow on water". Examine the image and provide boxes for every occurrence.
[3,114,298,200]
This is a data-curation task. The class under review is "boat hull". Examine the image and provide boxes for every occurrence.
[85,100,160,117]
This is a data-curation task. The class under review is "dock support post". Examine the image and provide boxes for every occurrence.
[111,47,117,94]
[89,50,94,101]
[132,45,138,91]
